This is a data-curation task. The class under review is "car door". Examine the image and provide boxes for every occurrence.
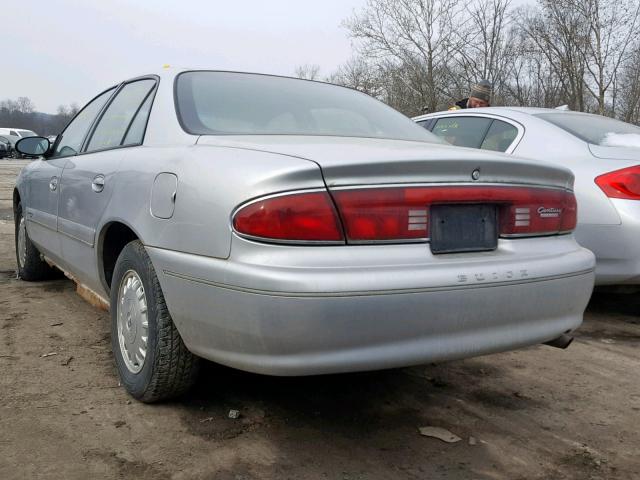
[57,77,157,291]
[24,88,115,263]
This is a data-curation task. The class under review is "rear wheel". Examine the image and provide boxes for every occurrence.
[15,203,55,281]
[110,240,199,402]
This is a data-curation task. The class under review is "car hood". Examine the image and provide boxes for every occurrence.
[197,135,574,190]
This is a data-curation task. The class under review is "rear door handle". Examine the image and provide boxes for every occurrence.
[92,175,105,193]
[49,176,58,191]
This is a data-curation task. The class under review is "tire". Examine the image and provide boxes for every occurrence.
[110,240,199,402]
[15,203,55,281]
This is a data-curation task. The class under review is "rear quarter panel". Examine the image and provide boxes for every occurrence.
[97,145,325,262]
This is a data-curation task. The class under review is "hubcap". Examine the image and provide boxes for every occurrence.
[117,270,149,374]
[17,217,27,269]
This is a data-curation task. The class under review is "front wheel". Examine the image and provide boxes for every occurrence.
[110,240,199,402]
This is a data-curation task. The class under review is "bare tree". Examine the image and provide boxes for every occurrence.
[574,0,640,115]
[15,97,36,114]
[344,0,467,113]
[294,64,321,80]
[514,2,588,111]
[618,43,640,123]
[0,99,19,113]
[451,0,513,100]
[327,56,382,96]
[56,105,70,117]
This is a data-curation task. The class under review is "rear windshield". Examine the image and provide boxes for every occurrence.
[535,112,640,147]
[175,71,440,142]
[18,130,36,137]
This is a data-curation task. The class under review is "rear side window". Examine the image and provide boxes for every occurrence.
[480,120,518,152]
[53,87,116,158]
[432,117,493,148]
[122,92,154,146]
[536,112,640,146]
[86,79,156,152]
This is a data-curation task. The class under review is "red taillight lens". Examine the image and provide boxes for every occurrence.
[499,187,577,235]
[233,191,344,242]
[233,186,576,244]
[595,166,640,200]
[331,186,577,242]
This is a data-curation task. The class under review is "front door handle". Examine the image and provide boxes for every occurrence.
[92,175,105,193]
[49,176,58,191]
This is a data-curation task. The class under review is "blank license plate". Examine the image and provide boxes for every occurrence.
[430,204,498,254]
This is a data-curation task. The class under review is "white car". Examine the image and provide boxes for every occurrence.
[0,128,38,157]
[414,107,640,287]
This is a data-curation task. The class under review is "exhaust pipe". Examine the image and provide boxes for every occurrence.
[544,334,574,349]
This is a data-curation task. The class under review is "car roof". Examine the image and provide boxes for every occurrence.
[413,106,600,121]
[124,67,337,86]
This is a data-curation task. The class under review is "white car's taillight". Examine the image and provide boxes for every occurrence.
[595,165,640,200]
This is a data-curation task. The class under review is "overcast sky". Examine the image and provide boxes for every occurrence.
[3,0,368,113]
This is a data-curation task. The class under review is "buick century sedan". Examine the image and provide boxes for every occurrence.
[14,69,595,402]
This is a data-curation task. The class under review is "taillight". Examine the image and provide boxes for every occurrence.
[595,165,640,200]
[233,186,576,245]
[331,186,577,242]
[233,191,344,243]
[499,188,577,235]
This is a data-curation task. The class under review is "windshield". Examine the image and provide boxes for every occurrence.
[175,71,440,142]
[18,130,37,137]
[536,112,640,147]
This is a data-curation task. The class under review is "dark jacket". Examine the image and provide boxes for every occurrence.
[450,98,468,110]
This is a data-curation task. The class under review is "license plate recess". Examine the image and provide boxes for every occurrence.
[430,204,498,254]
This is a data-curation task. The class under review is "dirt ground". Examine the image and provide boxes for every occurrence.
[1,159,639,480]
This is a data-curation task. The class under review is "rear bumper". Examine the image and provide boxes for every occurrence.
[576,199,640,285]
[147,236,595,375]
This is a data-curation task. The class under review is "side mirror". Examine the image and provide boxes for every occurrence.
[15,136,50,157]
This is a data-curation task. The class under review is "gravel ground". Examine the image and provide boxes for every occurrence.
[1,159,639,479]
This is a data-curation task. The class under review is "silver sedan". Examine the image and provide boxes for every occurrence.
[14,70,594,402]
[414,108,640,286]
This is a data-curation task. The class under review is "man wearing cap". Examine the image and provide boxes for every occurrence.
[450,80,492,110]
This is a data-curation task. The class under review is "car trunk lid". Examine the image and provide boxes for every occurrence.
[197,135,574,190]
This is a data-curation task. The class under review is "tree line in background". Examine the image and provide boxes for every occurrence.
[4,0,639,134]
[298,0,640,123]
[0,97,79,136]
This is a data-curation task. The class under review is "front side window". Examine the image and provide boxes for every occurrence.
[175,71,440,143]
[480,120,518,152]
[53,87,116,158]
[86,79,156,152]
[432,117,493,148]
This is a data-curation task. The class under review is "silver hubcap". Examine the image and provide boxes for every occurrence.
[17,216,27,269]
[117,270,149,374]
